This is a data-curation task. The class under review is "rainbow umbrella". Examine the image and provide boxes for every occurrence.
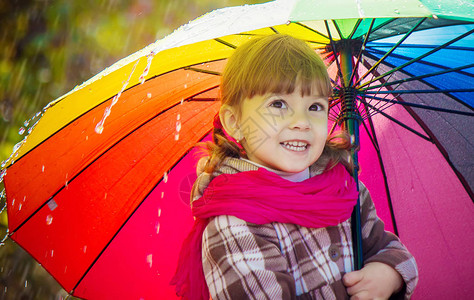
[2,0,473,299]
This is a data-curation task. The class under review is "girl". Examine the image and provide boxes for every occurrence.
[172,35,418,300]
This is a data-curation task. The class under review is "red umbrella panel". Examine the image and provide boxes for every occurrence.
[4,60,223,296]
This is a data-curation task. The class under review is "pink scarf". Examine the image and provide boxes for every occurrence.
[171,163,358,300]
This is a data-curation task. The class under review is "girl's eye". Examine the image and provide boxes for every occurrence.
[269,100,287,109]
[309,103,323,111]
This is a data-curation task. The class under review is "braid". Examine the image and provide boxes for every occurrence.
[317,130,355,175]
[199,127,243,174]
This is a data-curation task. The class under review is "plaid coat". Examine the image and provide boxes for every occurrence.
[195,159,418,299]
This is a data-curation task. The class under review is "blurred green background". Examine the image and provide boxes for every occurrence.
[0,0,265,298]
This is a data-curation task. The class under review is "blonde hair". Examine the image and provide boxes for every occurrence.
[202,34,353,174]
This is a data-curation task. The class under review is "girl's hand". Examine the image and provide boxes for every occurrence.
[342,262,403,300]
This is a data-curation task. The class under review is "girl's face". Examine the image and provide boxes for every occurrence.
[237,88,328,173]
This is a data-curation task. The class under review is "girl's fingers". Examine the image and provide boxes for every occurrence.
[343,270,364,287]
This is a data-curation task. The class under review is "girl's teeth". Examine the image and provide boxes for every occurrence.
[282,141,307,151]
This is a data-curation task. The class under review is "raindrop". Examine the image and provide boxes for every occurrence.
[13,141,23,153]
[24,280,28,288]
[177,114,180,121]
[96,59,140,134]
[139,51,156,84]
[24,120,30,127]
[147,93,152,99]
[394,9,400,14]
[156,222,160,234]
[0,169,6,182]
[158,208,162,217]
[50,250,54,257]
[432,14,438,19]
[184,84,188,89]
[18,203,22,211]
[419,4,424,8]
[147,254,153,268]
[42,165,45,172]
[285,20,291,25]
[163,171,168,183]
[161,192,164,199]
[175,133,180,141]
[175,121,181,132]
[83,245,87,253]
[18,127,25,135]
[46,215,53,225]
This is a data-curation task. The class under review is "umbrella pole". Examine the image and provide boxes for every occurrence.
[339,41,363,270]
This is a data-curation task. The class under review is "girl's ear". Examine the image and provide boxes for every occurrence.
[219,104,242,140]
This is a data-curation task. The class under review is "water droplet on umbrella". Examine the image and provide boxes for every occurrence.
[184,84,188,89]
[286,20,291,25]
[175,133,180,141]
[50,250,54,257]
[432,14,438,19]
[147,93,152,98]
[13,141,23,153]
[0,169,6,182]
[419,4,424,8]
[18,203,22,211]
[46,215,53,225]
[24,120,30,127]
[155,222,160,234]
[42,165,45,172]
[147,254,153,268]
[83,245,87,253]
[394,9,400,14]
[161,192,164,199]
[158,208,162,217]
[96,59,140,135]
[18,127,25,135]
[139,51,155,84]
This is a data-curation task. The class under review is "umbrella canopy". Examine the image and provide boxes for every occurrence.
[2,0,473,299]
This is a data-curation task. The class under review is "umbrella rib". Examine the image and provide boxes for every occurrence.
[325,20,345,87]
[293,22,330,40]
[365,103,432,141]
[363,48,474,79]
[361,51,474,111]
[364,88,474,95]
[331,19,344,39]
[184,66,221,76]
[360,63,474,91]
[361,110,400,235]
[363,95,474,116]
[347,19,363,40]
[214,38,237,49]
[349,19,376,85]
[356,18,426,86]
[359,28,474,89]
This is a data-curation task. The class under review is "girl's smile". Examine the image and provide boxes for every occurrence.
[234,87,329,173]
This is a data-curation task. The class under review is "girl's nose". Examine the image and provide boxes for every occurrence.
[288,110,310,130]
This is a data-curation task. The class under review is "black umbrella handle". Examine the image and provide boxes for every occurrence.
[351,194,364,270]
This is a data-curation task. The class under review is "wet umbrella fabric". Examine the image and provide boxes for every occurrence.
[2,0,473,299]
